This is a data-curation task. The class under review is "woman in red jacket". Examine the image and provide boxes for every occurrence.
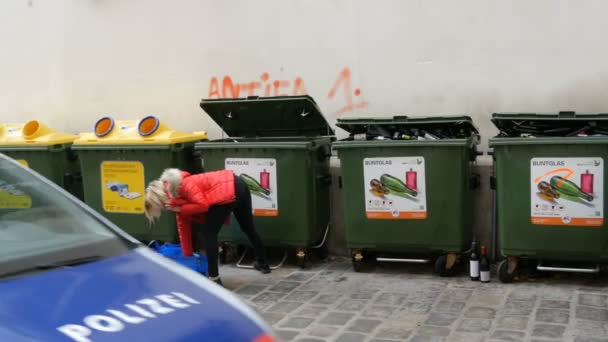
[144,168,270,285]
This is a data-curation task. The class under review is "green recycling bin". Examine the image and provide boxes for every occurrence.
[490,111,608,282]
[0,120,82,199]
[195,95,334,266]
[72,116,207,243]
[333,116,480,274]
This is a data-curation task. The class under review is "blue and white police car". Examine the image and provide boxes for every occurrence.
[0,154,275,342]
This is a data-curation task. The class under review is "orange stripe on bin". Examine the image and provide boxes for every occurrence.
[531,216,603,226]
[253,209,278,217]
[366,212,427,220]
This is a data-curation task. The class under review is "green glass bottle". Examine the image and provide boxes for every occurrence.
[550,176,593,201]
[240,173,271,196]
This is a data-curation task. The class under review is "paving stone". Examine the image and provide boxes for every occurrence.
[456,319,492,333]
[507,289,538,302]
[305,325,337,338]
[294,305,328,318]
[535,308,570,324]
[363,305,398,319]
[251,291,286,304]
[490,330,526,341]
[574,319,608,339]
[502,300,534,316]
[236,284,268,296]
[266,301,304,314]
[285,272,317,282]
[375,292,409,306]
[335,332,367,342]
[350,291,376,300]
[261,312,285,325]
[299,279,331,291]
[576,306,608,321]
[280,317,315,329]
[285,291,319,302]
[434,300,466,313]
[346,318,382,333]
[320,312,354,325]
[578,293,608,308]
[496,315,529,330]
[425,312,459,326]
[532,324,566,338]
[465,306,496,319]
[296,338,325,342]
[540,299,571,310]
[312,293,343,305]
[409,336,446,342]
[401,301,433,314]
[574,337,608,342]
[375,327,412,340]
[269,281,301,293]
[336,299,369,311]
[447,332,486,342]
[440,289,473,302]
[276,329,299,341]
[416,325,451,337]
[368,340,401,342]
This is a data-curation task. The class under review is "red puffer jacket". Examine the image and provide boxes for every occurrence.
[169,170,236,256]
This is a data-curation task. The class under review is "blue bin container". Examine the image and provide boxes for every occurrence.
[148,241,208,276]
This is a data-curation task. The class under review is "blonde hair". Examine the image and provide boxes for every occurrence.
[144,180,168,224]
[160,168,183,197]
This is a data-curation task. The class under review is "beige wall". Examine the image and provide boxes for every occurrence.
[2,0,608,257]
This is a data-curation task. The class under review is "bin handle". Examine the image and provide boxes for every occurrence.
[317,174,332,187]
[469,173,480,190]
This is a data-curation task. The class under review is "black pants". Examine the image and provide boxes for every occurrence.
[201,175,267,278]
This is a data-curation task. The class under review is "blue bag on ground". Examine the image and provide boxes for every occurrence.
[148,241,208,276]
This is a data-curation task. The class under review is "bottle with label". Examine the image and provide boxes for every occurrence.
[406,168,418,190]
[480,245,490,283]
[550,175,593,201]
[469,241,479,281]
[581,170,594,194]
[260,169,270,191]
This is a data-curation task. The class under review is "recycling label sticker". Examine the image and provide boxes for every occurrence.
[225,158,278,217]
[531,157,603,226]
[363,157,427,220]
[101,161,145,214]
[0,179,31,208]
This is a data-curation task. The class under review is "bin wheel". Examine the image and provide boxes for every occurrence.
[434,254,457,277]
[296,249,310,269]
[220,244,238,264]
[498,259,516,283]
[351,250,365,272]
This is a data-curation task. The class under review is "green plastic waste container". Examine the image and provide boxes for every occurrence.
[0,120,82,199]
[490,111,608,282]
[195,95,334,266]
[333,116,480,275]
[72,116,207,243]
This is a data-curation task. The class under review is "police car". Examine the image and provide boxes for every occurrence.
[0,154,275,342]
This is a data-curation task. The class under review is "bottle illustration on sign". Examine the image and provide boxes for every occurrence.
[260,169,270,191]
[550,175,593,202]
[581,170,594,194]
[406,168,417,190]
[369,173,418,200]
[240,173,272,200]
[105,182,142,200]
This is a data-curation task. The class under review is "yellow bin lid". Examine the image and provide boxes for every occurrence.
[0,121,78,146]
[73,116,208,145]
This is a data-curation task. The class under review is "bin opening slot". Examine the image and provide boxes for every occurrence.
[492,112,608,138]
[336,116,478,141]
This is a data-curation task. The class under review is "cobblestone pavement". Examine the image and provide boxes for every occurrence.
[219,257,608,342]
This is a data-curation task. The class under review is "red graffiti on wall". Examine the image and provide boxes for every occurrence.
[207,68,367,115]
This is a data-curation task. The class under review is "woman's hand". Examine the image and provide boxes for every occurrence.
[164,203,181,212]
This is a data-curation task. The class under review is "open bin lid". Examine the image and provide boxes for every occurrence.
[336,115,479,139]
[200,95,334,138]
[492,111,608,137]
[0,121,78,146]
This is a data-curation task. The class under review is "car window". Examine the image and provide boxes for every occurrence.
[0,156,135,278]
